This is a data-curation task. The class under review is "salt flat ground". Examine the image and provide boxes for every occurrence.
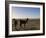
[12,19,40,31]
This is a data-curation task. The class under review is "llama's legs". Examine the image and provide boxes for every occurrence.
[20,23,25,30]
[20,24,25,30]
[19,23,23,30]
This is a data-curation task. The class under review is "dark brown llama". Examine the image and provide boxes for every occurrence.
[12,19,17,27]
[20,18,28,29]
[12,19,19,31]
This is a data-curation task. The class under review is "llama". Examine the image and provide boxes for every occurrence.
[12,19,17,27]
[12,19,19,31]
[20,18,28,29]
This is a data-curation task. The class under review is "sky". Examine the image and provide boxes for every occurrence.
[12,7,40,19]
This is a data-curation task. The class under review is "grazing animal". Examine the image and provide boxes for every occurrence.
[20,18,28,29]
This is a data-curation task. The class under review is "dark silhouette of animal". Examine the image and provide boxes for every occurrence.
[12,19,17,27]
[20,18,28,29]
[12,19,18,31]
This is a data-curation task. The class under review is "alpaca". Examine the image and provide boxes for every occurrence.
[20,18,28,29]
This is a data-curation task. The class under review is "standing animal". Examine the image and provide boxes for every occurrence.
[20,18,28,29]
[12,19,20,31]
[12,19,17,27]
[12,19,19,30]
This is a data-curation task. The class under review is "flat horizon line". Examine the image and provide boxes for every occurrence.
[12,18,40,19]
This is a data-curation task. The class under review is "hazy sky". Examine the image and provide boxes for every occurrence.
[12,7,40,19]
